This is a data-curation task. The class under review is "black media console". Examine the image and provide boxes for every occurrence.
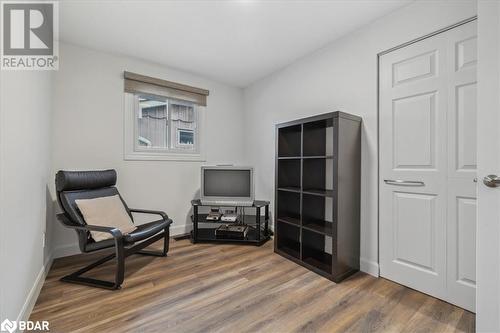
[191,200,271,245]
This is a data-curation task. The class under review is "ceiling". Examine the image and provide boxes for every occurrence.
[60,0,412,87]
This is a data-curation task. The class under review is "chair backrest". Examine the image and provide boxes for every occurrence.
[55,170,133,250]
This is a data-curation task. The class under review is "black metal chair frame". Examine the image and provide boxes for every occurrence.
[56,211,170,290]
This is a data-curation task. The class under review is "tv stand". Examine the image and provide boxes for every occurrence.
[191,199,271,245]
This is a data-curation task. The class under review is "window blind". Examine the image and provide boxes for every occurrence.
[124,71,209,106]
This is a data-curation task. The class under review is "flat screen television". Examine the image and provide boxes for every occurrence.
[200,166,254,206]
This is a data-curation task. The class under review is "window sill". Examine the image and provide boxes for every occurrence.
[124,152,206,162]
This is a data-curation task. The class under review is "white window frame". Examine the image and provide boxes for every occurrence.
[124,92,206,161]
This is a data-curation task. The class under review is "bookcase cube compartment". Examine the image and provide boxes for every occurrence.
[302,193,334,235]
[278,124,301,157]
[278,159,301,190]
[302,229,333,274]
[303,119,334,157]
[302,158,334,196]
[277,190,300,226]
[277,221,300,259]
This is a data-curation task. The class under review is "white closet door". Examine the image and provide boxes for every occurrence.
[380,33,448,301]
[379,21,477,312]
[445,22,477,312]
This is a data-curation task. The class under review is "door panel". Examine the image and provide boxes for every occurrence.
[456,36,477,71]
[393,192,437,272]
[455,83,477,171]
[448,22,478,180]
[456,197,476,285]
[447,180,477,310]
[393,92,437,169]
[380,21,477,312]
[445,22,477,312]
[392,50,437,86]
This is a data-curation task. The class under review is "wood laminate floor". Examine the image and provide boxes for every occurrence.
[30,239,475,333]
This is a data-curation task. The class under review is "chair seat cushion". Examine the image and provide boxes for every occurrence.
[75,195,136,242]
[125,219,170,243]
[84,219,170,252]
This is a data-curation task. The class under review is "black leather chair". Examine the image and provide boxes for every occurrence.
[55,169,172,290]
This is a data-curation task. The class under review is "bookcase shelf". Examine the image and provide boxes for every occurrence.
[277,156,301,160]
[277,187,301,193]
[302,218,333,235]
[274,111,361,283]
[277,217,300,227]
[302,189,334,197]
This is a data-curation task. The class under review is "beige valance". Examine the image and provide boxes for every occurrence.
[124,71,209,106]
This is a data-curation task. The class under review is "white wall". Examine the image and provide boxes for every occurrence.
[242,0,477,276]
[0,70,53,322]
[50,43,245,257]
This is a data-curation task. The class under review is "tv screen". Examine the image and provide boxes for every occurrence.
[203,169,251,197]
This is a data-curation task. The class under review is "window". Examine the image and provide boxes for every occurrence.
[170,101,196,150]
[125,93,203,160]
[123,72,208,161]
[137,95,168,149]
[177,129,195,146]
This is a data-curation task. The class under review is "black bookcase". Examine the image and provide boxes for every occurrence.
[274,112,361,282]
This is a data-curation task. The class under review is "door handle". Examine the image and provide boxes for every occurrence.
[483,175,500,188]
[383,179,425,186]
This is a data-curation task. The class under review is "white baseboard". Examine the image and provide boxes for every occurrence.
[52,243,80,259]
[15,255,53,329]
[360,257,379,277]
[170,223,192,236]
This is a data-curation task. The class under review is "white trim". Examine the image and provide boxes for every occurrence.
[15,256,53,329]
[360,257,379,277]
[124,152,206,161]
